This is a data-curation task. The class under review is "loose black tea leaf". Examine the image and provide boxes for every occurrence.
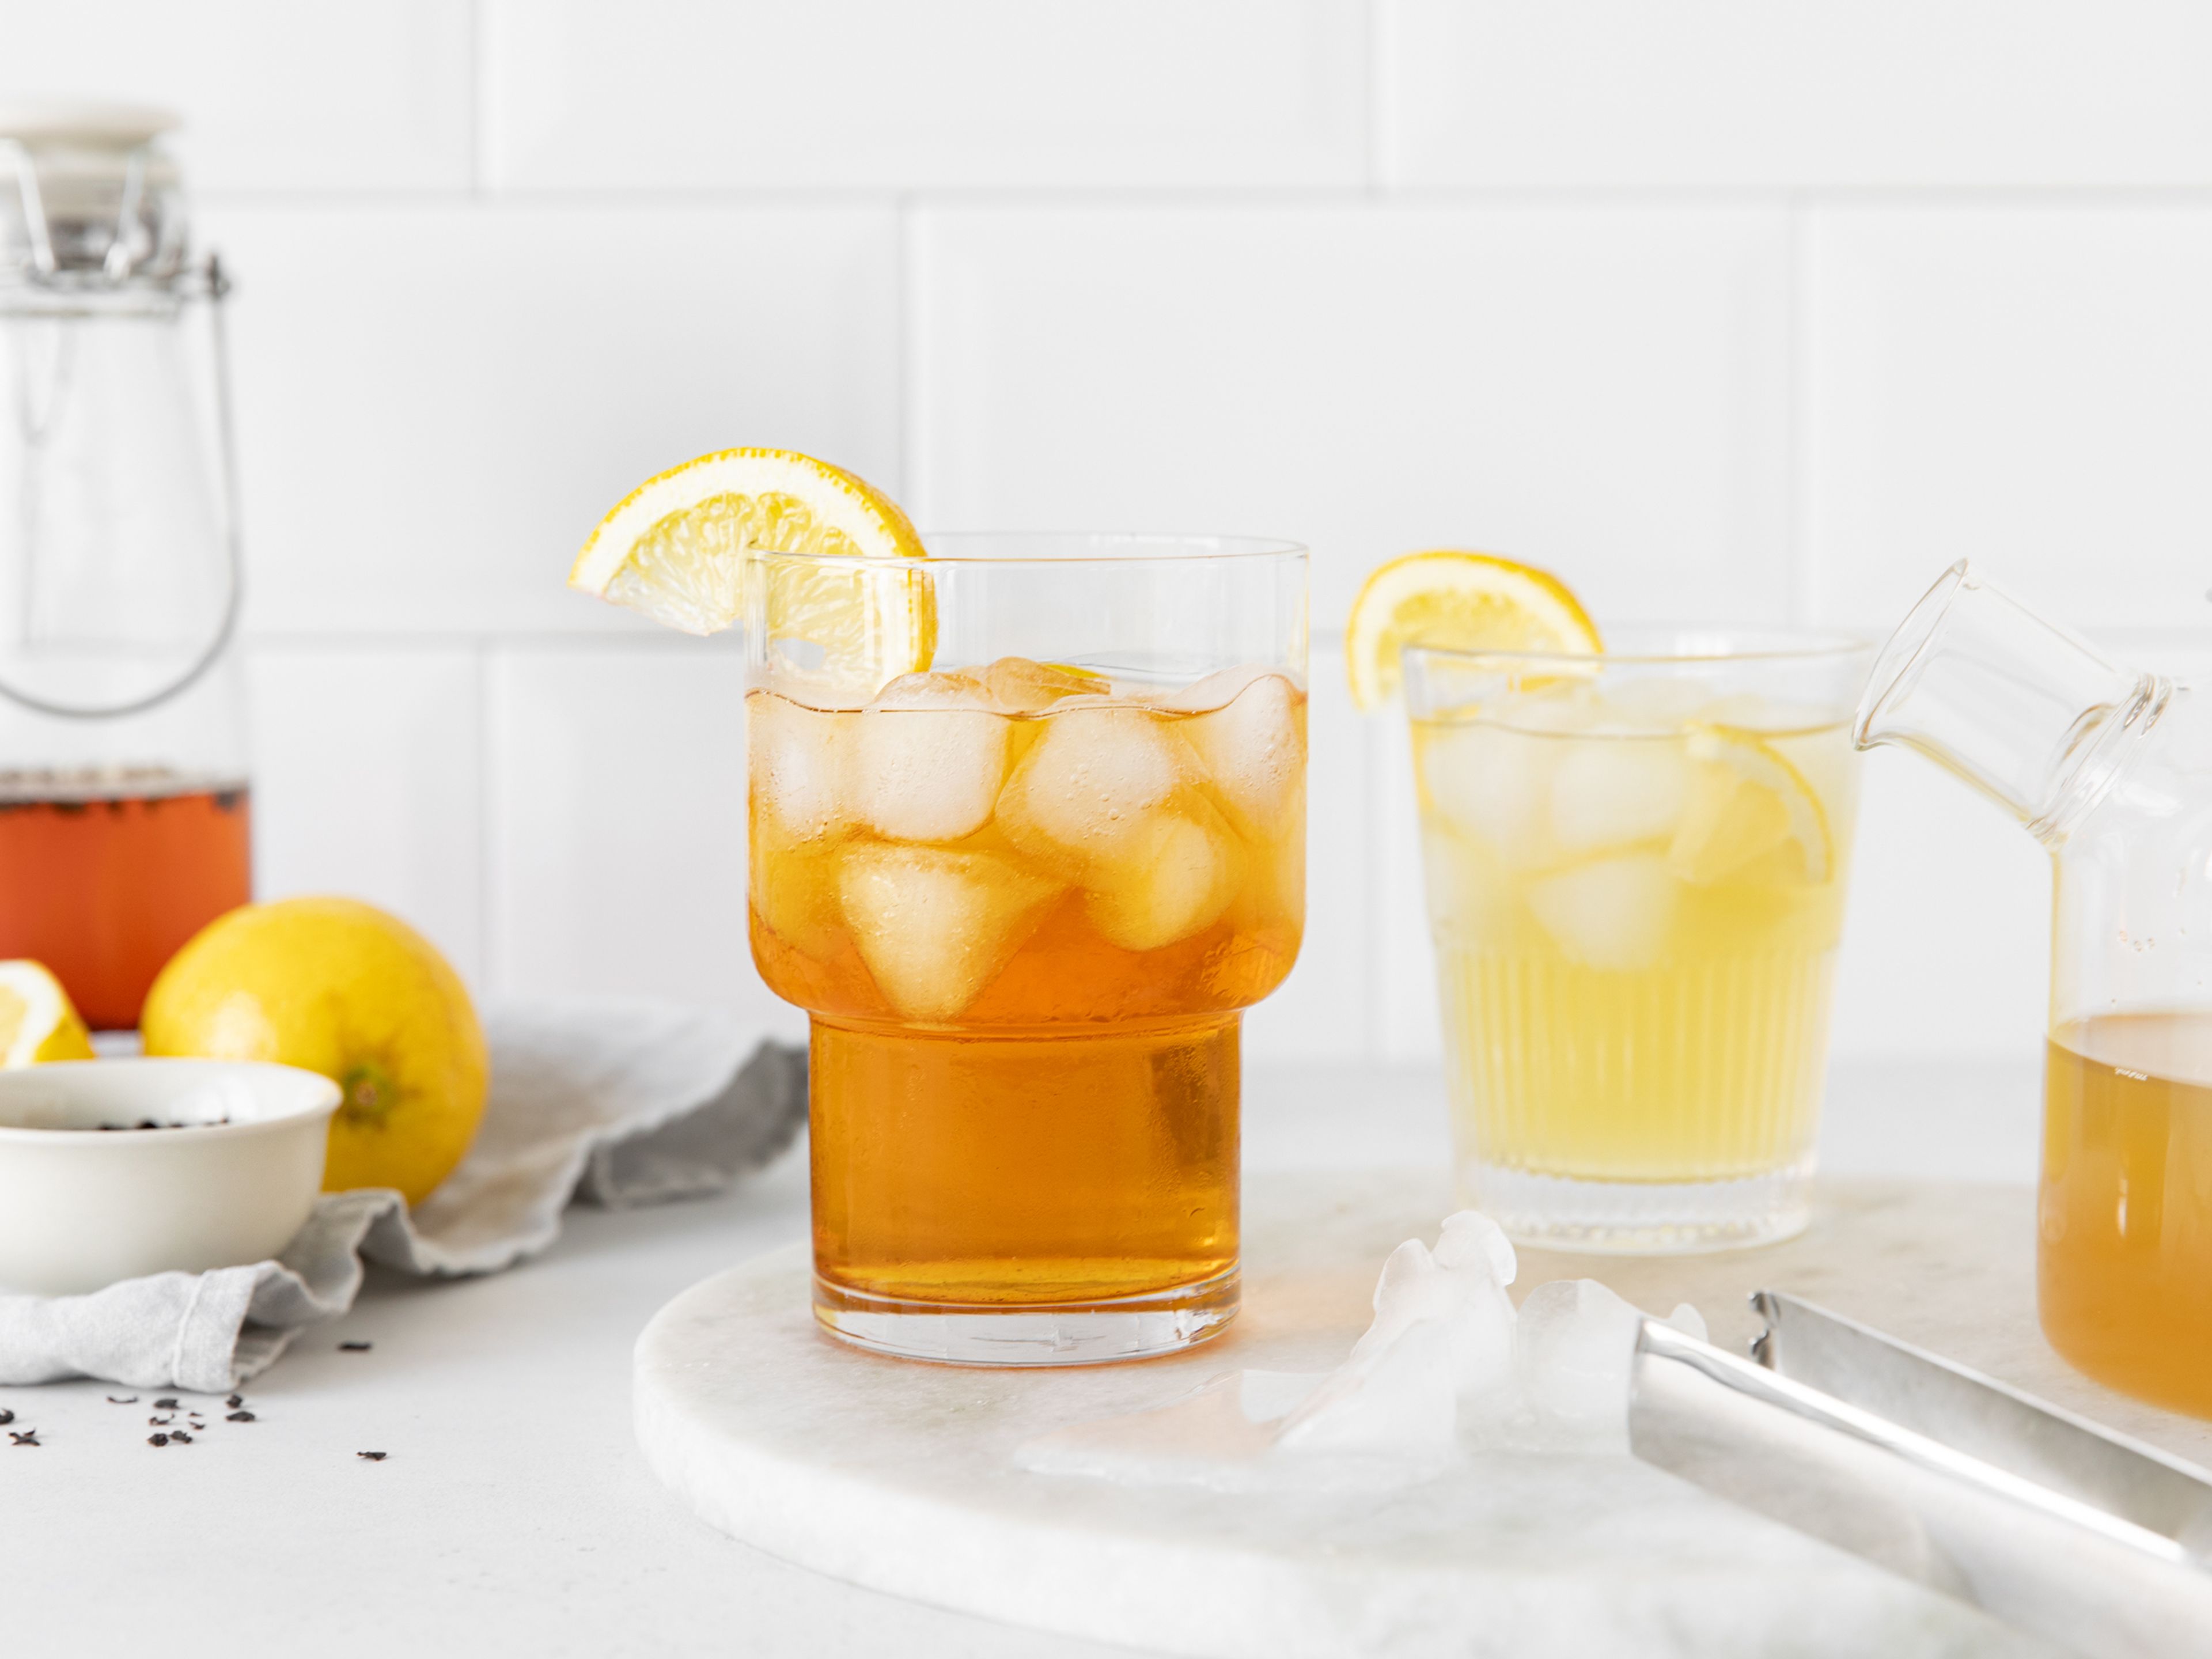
[9,1431,37,1446]
[149,1416,173,1427]
[171,1430,192,1444]
[0,1408,13,1425]
[339,1342,372,1352]
[106,1396,137,1406]
[148,1434,169,1447]
[226,1411,255,1423]
[154,1397,179,1409]
[357,1450,387,1461]
[225,1394,243,1408]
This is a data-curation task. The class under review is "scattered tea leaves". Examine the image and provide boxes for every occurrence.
[225,1394,243,1408]
[171,1430,192,1444]
[0,1408,13,1425]
[357,1451,387,1461]
[153,1397,179,1410]
[9,1430,38,1446]
[105,1396,137,1406]
[148,1434,169,1448]
[339,1342,372,1353]
[226,1411,256,1423]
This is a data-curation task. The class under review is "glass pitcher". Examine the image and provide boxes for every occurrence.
[0,103,250,1030]
[1856,562,2212,1417]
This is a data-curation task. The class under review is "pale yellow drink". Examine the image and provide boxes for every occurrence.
[1408,657,1863,1251]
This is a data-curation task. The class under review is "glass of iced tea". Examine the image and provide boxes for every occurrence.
[1404,631,1869,1252]
[747,535,1307,1363]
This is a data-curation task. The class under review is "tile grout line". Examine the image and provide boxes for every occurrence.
[467,0,484,198]
[897,195,925,516]
[1783,191,1809,626]
[1365,0,1393,195]
[474,639,499,998]
[1362,700,1387,1062]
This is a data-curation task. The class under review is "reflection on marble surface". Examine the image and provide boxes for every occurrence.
[629,1173,2171,1658]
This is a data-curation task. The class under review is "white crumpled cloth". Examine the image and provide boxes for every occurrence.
[0,999,806,1392]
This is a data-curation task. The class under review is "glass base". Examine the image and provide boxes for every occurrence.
[812,1267,1239,1366]
[1463,1160,1812,1255]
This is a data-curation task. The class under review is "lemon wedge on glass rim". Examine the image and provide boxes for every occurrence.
[0,960,96,1066]
[569,448,935,686]
[1344,549,1601,711]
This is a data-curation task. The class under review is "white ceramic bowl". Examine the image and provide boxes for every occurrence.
[0,1059,340,1295]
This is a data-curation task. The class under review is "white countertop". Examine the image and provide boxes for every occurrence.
[4,1057,2055,1658]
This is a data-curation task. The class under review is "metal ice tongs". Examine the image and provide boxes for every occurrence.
[1628,1293,2212,1659]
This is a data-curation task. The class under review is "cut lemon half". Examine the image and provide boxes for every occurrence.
[0,960,95,1066]
[1668,726,1833,887]
[569,449,934,683]
[1345,550,1600,712]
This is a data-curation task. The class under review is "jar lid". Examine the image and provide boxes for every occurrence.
[0,99,190,289]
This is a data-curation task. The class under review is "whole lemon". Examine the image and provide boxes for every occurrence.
[143,896,488,1206]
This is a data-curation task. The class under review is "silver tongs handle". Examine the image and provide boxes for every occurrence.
[1629,1302,2212,1659]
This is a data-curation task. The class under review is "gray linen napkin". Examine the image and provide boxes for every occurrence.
[0,998,806,1391]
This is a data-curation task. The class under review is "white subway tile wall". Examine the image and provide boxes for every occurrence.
[12,3,2204,1071]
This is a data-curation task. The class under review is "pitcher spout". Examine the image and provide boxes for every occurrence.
[1854,562,2166,843]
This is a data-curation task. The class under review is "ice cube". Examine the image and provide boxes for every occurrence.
[1434,1209,1517,1283]
[750,840,845,961]
[748,692,850,841]
[849,704,1010,844]
[869,669,995,710]
[980,657,1110,713]
[1418,824,1513,946]
[1157,664,1275,714]
[1600,674,1714,731]
[1084,805,1243,952]
[1274,1315,1463,1459]
[1513,1278,1644,1452]
[1525,851,1679,971]
[836,845,1061,1021]
[1548,738,1691,856]
[1418,721,1553,868]
[1283,1211,1518,1457]
[1179,672,1304,839]
[998,704,1190,867]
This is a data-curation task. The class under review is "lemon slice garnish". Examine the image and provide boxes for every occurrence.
[1346,550,1600,711]
[0,960,96,1065]
[569,450,933,685]
[1668,725,1833,886]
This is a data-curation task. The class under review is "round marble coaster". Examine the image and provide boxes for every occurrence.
[634,1173,2061,1658]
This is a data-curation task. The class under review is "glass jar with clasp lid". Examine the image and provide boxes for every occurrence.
[0,101,249,1031]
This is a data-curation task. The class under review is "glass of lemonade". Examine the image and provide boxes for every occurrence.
[1404,631,1870,1252]
[747,535,1307,1363]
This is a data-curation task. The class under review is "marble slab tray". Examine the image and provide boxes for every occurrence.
[634,1173,2210,1658]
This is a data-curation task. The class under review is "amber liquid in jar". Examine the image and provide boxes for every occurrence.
[748,666,1304,1319]
[2041,1013,2212,1418]
[0,771,252,1029]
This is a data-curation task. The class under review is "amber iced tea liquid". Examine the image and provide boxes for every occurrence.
[0,773,252,1029]
[2041,1014,2212,1417]
[747,660,1303,1359]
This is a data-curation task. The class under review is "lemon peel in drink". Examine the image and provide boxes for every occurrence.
[1668,725,1834,887]
[0,961,96,1065]
[142,897,488,1206]
[1346,550,1601,712]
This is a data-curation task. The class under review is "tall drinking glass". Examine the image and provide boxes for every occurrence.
[1404,631,1869,1252]
[747,535,1307,1363]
